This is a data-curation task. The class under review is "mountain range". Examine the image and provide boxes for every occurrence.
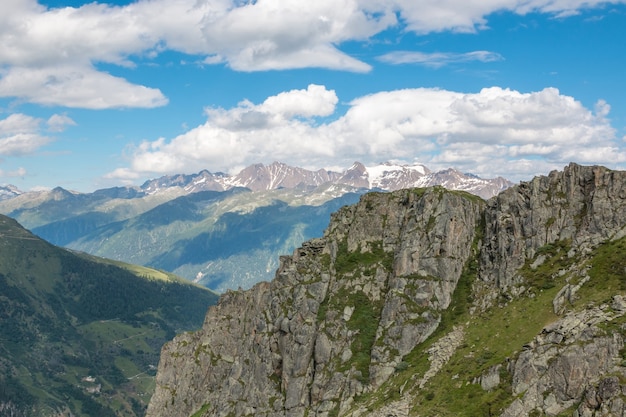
[0,162,511,293]
[145,163,626,417]
[2,161,511,202]
[3,162,625,417]
[0,214,217,417]
[0,184,21,201]
[139,161,512,198]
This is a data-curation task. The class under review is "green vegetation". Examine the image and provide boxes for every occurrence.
[350,228,555,415]
[318,285,385,384]
[583,236,626,300]
[344,290,384,383]
[75,252,177,282]
[0,215,217,416]
[350,232,626,417]
[442,187,485,204]
[190,403,211,417]
[318,235,395,384]
[317,295,330,323]
[524,239,574,290]
[334,239,393,276]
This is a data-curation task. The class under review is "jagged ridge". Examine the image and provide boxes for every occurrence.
[139,161,510,199]
[147,163,626,417]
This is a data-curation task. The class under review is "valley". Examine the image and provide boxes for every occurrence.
[0,215,217,416]
[0,161,510,293]
[6,162,624,417]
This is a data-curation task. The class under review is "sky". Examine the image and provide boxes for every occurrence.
[1,0,626,192]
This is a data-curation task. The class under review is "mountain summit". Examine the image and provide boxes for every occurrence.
[0,184,22,200]
[147,163,626,417]
[138,161,511,199]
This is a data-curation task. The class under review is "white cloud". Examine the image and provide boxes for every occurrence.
[107,85,620,182]
[254,84,338,118]
[0,166,27,178]
[196,0,391,72]
[203,84,339,132]
[0,66,167,109]
[3,0,624,108]
[0,113,41,136]
[46,114,76,132]
[388,0,626,33]
[0,134,50,158]
[377,50,504,68]
[0,0,173,108]
[0,2,151,67]
[0,112,70,156]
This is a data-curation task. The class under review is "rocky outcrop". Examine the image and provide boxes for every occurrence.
[146,187,484,417]
[476,163,626,309]
[147,163,626,417]
[502,298,626,417]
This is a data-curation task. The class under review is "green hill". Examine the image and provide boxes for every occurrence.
[0,215,218,417]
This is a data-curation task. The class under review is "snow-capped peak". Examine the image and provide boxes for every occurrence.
[365,162,431,189]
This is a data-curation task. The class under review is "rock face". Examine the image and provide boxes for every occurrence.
[146,164,626,417]
[502,303,625,417]
[477,163,626,308]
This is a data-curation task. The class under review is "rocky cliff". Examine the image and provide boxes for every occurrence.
[146,163,626,417]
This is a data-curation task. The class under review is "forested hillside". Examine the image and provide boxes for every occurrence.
[0,215,217,417]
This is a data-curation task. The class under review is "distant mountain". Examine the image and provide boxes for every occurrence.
[60,188,364,292]
[0,162,511,227]
[140,162,341,194]
[0,214,217,416]
[336,162,511,198]
[227,162,342,191]
[140,170,228,194]
[412,167,512,198]
[0,161,512,292]
[339,161,430,190]
[0,185,184,230]
[137,161,511,198]
[0,184,22,200]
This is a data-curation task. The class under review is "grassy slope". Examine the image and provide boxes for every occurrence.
[0,215,218,416]
[351,234,626,417]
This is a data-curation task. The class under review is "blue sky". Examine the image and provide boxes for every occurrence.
[1,0,625,192]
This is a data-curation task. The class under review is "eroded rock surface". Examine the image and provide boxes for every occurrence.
[147,188,483,417]
[147,164,626,417]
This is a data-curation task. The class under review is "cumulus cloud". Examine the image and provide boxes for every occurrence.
[107,85,339,178]
[0,66,167,109]
[0,112,67,156]
[2,0,624,108]
[0,0,175,108]
[107,85,620,182]
[46,114,76,132]
[389,0,626,33]
[197,0,392,72]
[206,84,339,130]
